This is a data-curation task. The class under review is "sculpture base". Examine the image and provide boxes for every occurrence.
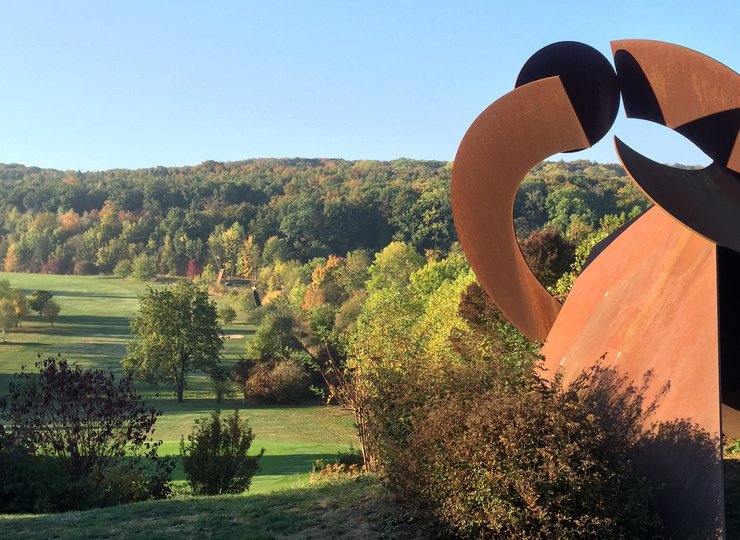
[542,206,723,538]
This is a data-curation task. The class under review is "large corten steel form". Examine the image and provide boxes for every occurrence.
[451,40,739,538]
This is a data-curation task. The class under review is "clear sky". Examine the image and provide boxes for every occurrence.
[0,0,737,171]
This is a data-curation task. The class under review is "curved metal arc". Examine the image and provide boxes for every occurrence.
[611,39,740,129]
[451,76,589,341]
[611,39,740,173]
[615,137,740,252]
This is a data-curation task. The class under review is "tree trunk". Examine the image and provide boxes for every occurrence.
[176,351,187,402]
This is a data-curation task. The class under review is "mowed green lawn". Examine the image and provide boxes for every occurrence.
[0,272,358,494]
[0,272,248,394]
[0,476,431,540]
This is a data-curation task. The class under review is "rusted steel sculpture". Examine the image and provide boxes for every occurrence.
[451,40,739,538]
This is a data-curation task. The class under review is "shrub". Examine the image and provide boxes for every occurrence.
[0,446,103,513]
[209,364,233,403]
[186,258,203,278]
[180,410,264,495]
[40,258,71,275]
[0,356,173,512]
[310,447,365,482]
[131,253,157,281]
[2,356,164,477]
[270,358,311,401]
[394,376,662,539]
[113,259,132,278]
[519,227,575,289]
[231,358,256,388]
[244,359,311,403]
[218,305,237,324]
[98,457,176,506]
[73,260,97,275]
[354,280,664,538]
[246,301,303,360]
[336,445,364,468]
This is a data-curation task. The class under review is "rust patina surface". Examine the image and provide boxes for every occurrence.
[451,39,739,538]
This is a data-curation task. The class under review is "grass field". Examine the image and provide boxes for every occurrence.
[0,272,358,494]
[0,476,436,540]
[0,272,249,394]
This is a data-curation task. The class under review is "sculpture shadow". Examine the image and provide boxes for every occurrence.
[566,359,722,539]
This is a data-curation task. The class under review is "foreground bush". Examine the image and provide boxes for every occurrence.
[395,375,662,539]
[0,356,174,512]
[180,410,264,495]
[355,282,665,538]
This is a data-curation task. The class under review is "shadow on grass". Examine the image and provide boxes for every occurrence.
[43,316,131,339]
[46,290,138,300]
[166,453,338,481]
[0,341,48,348]
[150,399,326,414]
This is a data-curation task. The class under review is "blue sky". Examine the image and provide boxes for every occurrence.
[0,1,737,171]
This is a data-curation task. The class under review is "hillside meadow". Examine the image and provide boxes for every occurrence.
[0,271,358,494]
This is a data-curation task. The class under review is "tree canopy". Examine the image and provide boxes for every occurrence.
[124,280,224,401]
[0,159,646,279]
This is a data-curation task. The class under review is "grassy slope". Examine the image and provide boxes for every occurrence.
[0,476,433,540]
[0,272,358,493]
[0,272,248,394]
[154,399,356,491]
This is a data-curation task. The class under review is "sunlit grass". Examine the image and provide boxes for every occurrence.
[0,476,427,540]
[0,272,358,496]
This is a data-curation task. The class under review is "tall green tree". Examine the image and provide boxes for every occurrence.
[0,297,15,342]
[29,290,53,315]
[124,280,224,401]
[41,299,61,327]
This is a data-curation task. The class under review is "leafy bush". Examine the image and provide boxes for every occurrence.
[519,227,575,288]
[180,410,264,495]
[335,445,364,468]
[310,447,365,481]
[73,260,97,275]
[3,356,163,477]
[98,457,176,506]
[218,305,237,323]
[186,258,203,278]
[246,301,303,360]
[113,259,132,278]
[39,258,70,275]
[131,253,157,281]
[244,358,311,403]
[354,280,665,538]
[209,364,233,403]
[0,446,174,513]
[0,356,173,512]
[394,376,662,539]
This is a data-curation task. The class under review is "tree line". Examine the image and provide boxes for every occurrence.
[0,158,647,279]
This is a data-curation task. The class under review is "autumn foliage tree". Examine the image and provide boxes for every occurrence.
[519,227,575,289]
[0,281,29,339]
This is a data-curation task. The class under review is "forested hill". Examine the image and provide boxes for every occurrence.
[0,158,648,276]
